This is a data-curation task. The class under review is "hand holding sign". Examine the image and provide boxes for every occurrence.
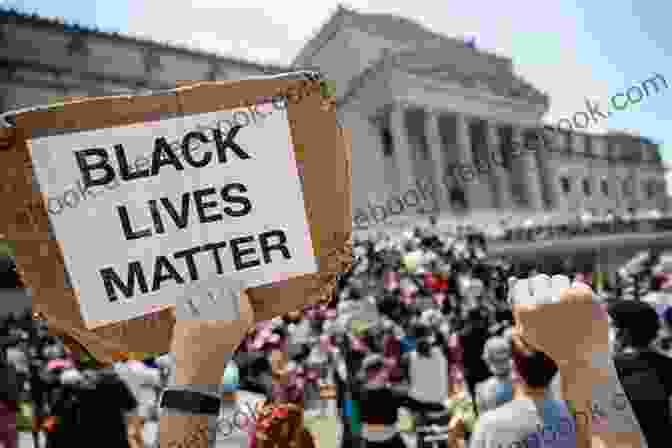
[169,276,253,386]
[160,276,254,448]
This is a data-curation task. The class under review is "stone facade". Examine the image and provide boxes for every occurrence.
[295,6,668,219]
[0,6,667,222]
[0,8,288,112]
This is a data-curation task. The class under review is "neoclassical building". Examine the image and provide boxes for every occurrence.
[0,6,668,223]
[294,7,668,221]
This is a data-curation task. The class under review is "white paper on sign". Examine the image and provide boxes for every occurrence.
[26,103,317,328]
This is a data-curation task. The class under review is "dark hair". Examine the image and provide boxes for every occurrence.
[416,338,433,357]
[511,336,558,389]
[607,301,660,347]
[664,307,672,327]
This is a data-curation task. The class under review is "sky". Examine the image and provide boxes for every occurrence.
[3,0,671,174]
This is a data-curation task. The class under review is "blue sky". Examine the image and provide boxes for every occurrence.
[4,0,671,165]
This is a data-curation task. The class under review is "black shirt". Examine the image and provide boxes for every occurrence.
[613,349,672,446]
[460,322,491,385]
[0,359,20,403]
[51,372,138,448]
[353,387,445,426]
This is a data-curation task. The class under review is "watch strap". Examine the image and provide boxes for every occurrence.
[159,388,221,416]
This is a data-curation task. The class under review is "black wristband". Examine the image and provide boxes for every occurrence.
[159,389,221,416]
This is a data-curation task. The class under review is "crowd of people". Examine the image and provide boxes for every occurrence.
[231,223,672,447]
[0,309,167,448]
[1,222,672,448]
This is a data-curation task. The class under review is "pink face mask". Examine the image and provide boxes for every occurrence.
[351,336,369,353]
[319,335,333,352]
[433,292,447,306]
[367,367,390,387]
[384,272,400,291]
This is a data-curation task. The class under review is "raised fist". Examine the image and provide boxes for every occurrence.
[508,274,609,369]
[509,274,647,448]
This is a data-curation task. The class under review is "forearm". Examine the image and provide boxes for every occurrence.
[159,411,218,448]
[158,387,222,448]
[158,355,228,448]
[173,362,228,389]
[561,355,647,448]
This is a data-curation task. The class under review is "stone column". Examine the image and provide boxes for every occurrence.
[511,125,544,211]
[389,101,414,193]
[455,113,482,210]
[486,122,513,209]
[533,127,562,210]
[425,109,447,211]
[631,141,646,210]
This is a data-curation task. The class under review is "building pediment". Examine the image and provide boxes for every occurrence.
[406,66,547,105]
[296,7,548,112]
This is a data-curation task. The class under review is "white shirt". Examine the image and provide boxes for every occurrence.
[548,371,563,401]
[408,347,449,404]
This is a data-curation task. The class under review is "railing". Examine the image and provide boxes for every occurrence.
[489,216,672,244]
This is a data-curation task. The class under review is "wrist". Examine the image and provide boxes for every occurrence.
[173,364,228,388]
[561,355,645,438]
[558,351,616,379]
[165,384,222,399]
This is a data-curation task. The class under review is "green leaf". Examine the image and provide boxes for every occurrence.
[0,240,15,258]
[320,80,336,98]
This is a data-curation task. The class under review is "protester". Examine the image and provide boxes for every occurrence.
[403,321,452,447]
[469,330,576,448]
[660,307,672,354]
[607,300,672,446]
[0,330,20,448]
[353,353,448,448]
[459,308,492,401]
[407,322,449,405]
[113,360,161,448]
[474,336,514,415]
[6,219,672,448]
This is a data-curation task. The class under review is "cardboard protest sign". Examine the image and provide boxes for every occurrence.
[0,72,353,363]
[26,98,316,327]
